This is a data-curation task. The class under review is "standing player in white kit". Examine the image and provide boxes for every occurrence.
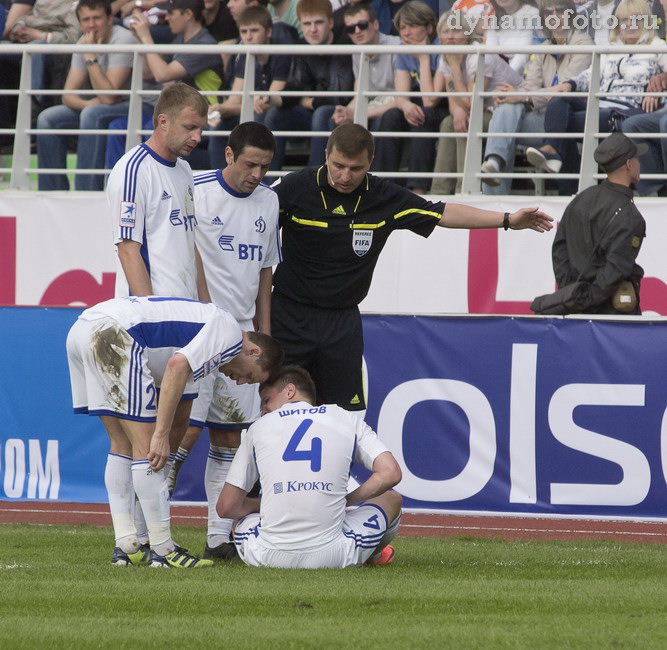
[105,83,211,562]
[168,121,281,559]
[218,366,402,569]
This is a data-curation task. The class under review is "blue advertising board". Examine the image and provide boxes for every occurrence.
[2,308,667,521]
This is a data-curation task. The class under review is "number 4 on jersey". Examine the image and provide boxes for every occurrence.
[283,419,322,472]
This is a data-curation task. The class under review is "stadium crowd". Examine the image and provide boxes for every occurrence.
[2,0,667,194]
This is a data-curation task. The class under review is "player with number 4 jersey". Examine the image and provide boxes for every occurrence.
[218,366,403,569]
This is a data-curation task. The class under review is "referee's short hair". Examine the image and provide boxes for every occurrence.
[326,123,374,162]
[228,121,276,158]
[260,365,317,404]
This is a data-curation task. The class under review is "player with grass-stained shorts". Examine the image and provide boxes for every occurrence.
[66,295,283,568]
[218,366,402,569]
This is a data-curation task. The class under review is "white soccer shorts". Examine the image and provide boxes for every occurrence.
[233,503,399,569]
[66,316,198,421]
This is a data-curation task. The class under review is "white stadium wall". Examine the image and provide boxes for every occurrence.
[2,192,667,314]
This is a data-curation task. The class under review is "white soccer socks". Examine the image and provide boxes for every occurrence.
[104,453,140,554]
[131,459,173,557]
[205,445,237,546]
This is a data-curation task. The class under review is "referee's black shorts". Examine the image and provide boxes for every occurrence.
[271,291,366,411]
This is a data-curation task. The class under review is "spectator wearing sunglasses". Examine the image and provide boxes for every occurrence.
[263,0,354,170]
[332,4,401,129]
[481,0,592,194]
[332,0,366,41]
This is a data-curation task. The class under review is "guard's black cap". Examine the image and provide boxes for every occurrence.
[594,132,648,173]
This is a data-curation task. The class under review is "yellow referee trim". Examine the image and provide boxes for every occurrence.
[393,208,441,220]
[291,216,329,228]
[350,222,386,229]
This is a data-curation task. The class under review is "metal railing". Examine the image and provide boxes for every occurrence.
[1,41,666,193]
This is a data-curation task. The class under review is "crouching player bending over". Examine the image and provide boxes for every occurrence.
[217,366,402,569]
[66,296,283,568]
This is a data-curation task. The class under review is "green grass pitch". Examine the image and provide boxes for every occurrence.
[2,524,667,649]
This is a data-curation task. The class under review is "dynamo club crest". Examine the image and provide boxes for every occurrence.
[353,229,373,257]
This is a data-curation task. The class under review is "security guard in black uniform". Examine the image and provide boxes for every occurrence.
[552,132,647,315]
[271,123,554,411]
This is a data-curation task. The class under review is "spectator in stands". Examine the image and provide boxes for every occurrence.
[202,0,242,83]
[577,0,664,44]
[35,0,142,191]
[267,0,302,33]
[3,0,79,42]
[430,10,522,195]
[526,0,667,195]
[485,0,540,74]
[105,0,224,170]
[129,0,224,99]
[227,0,299,44]
[622,72,667,196]
[0,0,81,129]
[207,5,292,167]
[332,0,365,41]
[481,0,592,193]
[371,0,445,194]
[370,0,441,36]
[332,3,401,130]
[219,0,297,114]
[263,0,354,169]
[452,0,493,37]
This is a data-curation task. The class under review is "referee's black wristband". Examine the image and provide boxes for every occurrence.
[502,212,510,231]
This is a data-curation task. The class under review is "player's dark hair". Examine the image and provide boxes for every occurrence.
[343,2,376,22]
[326,123,374,161]
[76,0,113,18]
[238,5,273,30]
[261,365,317,403]
[247,332,284,377]
[153,82,209,127]
[228,121,276,158]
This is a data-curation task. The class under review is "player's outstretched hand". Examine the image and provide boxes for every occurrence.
[509,208,554,233]
[148,434,170,471]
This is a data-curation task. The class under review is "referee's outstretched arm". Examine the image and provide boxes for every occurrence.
[440,204,554,233]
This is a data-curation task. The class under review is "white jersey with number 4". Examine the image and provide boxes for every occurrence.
[107,144,199,299]
[226,401,389,551]
[194,171,281,321]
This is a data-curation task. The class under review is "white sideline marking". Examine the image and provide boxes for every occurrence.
[401,523,667,537]
[0,508,206,521]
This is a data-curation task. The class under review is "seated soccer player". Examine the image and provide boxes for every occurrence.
[217,365,403,569]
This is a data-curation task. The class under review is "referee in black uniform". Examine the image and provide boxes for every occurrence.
[271,123,553,411]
